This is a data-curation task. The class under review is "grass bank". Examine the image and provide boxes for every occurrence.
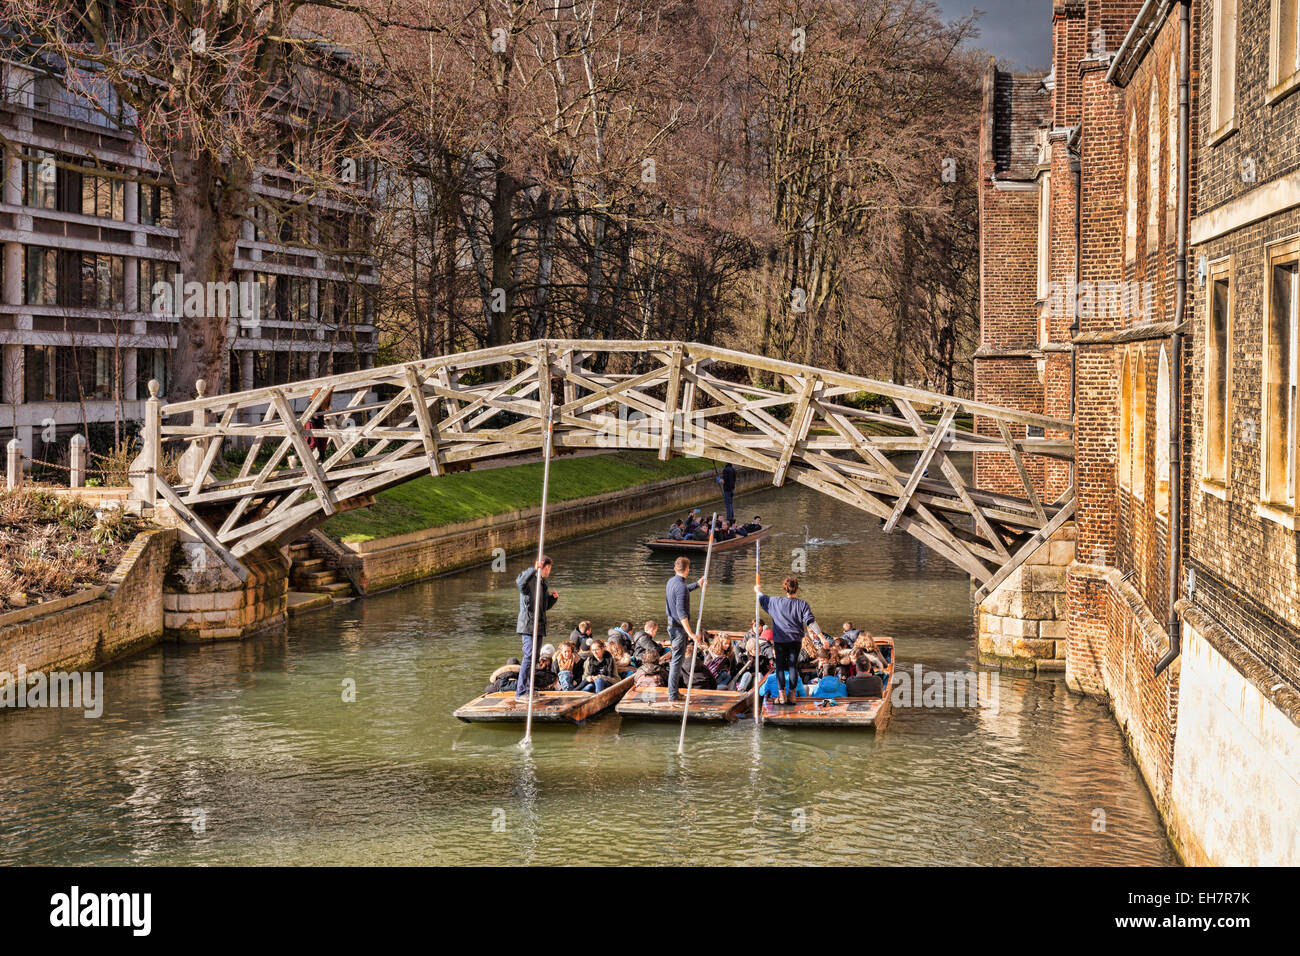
[322,450,718,544]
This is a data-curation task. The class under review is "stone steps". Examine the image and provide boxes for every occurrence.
[287,535,353,597]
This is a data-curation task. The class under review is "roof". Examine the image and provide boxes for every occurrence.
[986,67,1052,181]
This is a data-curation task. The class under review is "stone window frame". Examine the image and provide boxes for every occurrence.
[1167,57,1178,234]
[1209,0,1238,144]
[1202,255,1234,499]
[1132,344,1148,501]
[1156,344,1171,517]
[1120,349,1133,489]
[1268,0,1300,105]
[1147,83,1161,246]
[1125,111,1139,263]
[1037,171,1052,301]
[1260,234,1300,528]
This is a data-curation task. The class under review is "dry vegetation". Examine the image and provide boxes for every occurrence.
[0,490,145,613]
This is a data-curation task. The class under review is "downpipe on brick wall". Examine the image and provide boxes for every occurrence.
[1156,0,1191,677]
[1069,123,1081,487]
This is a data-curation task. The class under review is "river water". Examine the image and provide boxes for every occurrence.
[0,481,1178,865]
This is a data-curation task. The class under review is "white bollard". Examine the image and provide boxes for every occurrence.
[70,434,87,488]
[6,438,22,491]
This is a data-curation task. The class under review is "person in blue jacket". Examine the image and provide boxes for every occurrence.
[514,557,559,701]
[754,576,824,704]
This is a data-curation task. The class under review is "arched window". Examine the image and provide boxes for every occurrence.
[1119,350,1133,488]
[1126,112,1139,263]
[1167,58,1178,231]
[1133,346,1148,500]
[1155,346,1171,515]
[1148,84,1161,246]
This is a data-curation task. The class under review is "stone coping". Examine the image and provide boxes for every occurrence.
[0,588,104,629]
[1177,598,1300,731]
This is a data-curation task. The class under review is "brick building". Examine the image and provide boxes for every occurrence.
[0,51,378,464]
[978,0,1300,865]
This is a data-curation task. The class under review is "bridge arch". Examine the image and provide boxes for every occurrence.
[135,339,1073,593]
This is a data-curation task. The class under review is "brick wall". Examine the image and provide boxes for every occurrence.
[1186,0,1300,693]
[0,528,176,680]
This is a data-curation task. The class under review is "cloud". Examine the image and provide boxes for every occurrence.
[938,0,1052,71]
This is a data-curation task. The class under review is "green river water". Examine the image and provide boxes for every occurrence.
[0,481,1178,865]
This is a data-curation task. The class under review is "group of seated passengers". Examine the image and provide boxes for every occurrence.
[665,512,763,541]
[486,619,889,699]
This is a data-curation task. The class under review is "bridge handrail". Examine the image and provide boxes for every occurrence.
[157,338,1073,435]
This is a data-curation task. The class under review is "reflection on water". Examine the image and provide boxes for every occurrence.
[0,478,1178,865]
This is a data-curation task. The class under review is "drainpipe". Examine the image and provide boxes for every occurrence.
[1069,125,1082,488]
[1156,0,1190,677]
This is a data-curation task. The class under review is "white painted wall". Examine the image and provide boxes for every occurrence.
[1170,623,1300,865]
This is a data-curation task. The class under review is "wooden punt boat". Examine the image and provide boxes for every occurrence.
[615,628,756,722]
[642,526,770,553]
[454,674,635,724]
[759,636,895,729]
[615,684,754,721]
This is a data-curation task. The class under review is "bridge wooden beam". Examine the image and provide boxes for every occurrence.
[403,366,443,477]
[883,402,957,535]
[773,375,818,486]
[974,491,1077,602]
[659,345,683,461]
[997,419,1048,524]
[270,388,336,516]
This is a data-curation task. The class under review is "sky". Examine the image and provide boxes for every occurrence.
[939,0,1054,71]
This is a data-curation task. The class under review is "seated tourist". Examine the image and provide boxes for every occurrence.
[632,620,666,662]
[705,634,734,688]
[739,515,762,534]
[570,620,594,650]
[553,641,581,691]
[579,639,620,692]
[845,653,884,697]
[531,646,559,691]
[841,621,862,643]
[607,635,634,674]
[633,647,668,690]
[684,511,701,535]
[810,659,848,699]
[851,633,888,674]
[667,519,687,540]
[681,644,717,691]
[759,666,804,701]
[484,658,521,695]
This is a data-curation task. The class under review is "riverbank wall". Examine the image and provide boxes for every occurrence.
[319,466,770,594]
[0,527,176,682]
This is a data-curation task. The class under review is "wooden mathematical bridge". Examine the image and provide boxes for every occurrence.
[129,339,1074,597]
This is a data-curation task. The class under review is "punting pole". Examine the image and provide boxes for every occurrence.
[677,512,717,756]
[753,537,762,724]
[522,407,557,748]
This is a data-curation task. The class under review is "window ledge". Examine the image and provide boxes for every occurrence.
[1200,479,1230,501]
[1207,120,1237,147]
[1266,70,1300,107]
[1256,502,1298,530]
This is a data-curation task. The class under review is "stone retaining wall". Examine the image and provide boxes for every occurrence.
[162,544,289,642]
[976,523,1076,672]
[329,467,769,594]
[0,528,176,681]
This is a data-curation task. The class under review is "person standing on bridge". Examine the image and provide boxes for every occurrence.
[720,463,737,522]
[754,576,824,705]
[665,556,707,702]
[514,557,559,702]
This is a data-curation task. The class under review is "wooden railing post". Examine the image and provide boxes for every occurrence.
[6,438,22,491]
[69,433,86,488]
[129,379,161,503]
